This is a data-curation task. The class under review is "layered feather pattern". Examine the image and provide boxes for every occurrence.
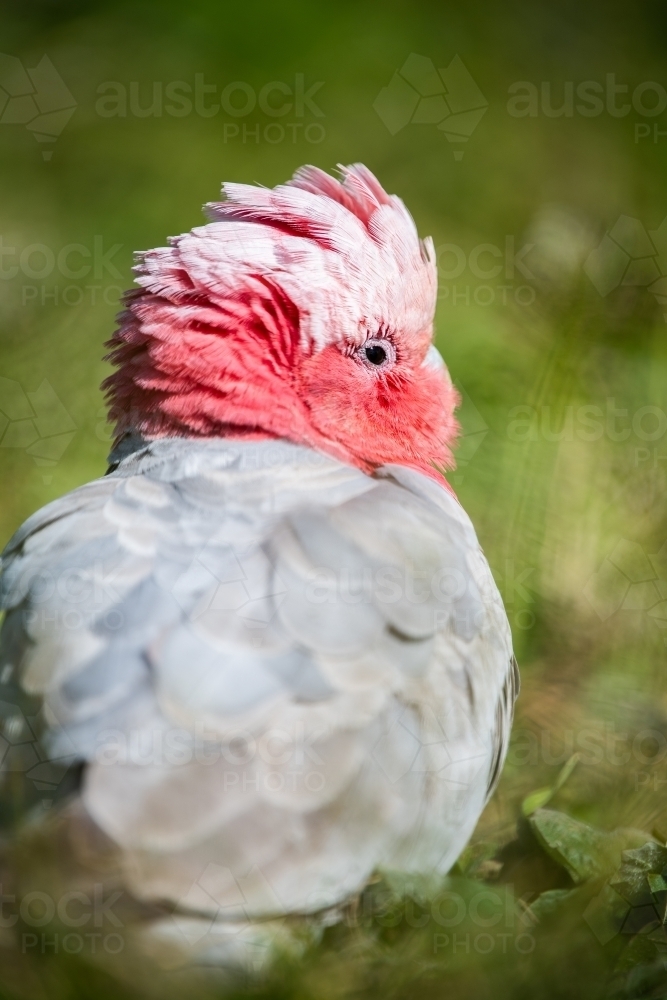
[0,439,514,923]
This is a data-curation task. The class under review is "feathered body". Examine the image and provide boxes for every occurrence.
[0,165,516,964]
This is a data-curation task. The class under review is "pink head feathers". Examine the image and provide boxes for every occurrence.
[104,163,459,480]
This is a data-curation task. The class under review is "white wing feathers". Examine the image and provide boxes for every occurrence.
[0,439,515,918]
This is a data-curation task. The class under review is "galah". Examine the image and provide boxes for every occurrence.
[0,164,517,962]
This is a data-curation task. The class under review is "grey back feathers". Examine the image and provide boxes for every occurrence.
[0,438,516,920]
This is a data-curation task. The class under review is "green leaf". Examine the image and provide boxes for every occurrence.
[529,810,652,884]
[373,869,448,907]
[647,873,667,894]
[453,841,500,877]
[610,842,667,903]
[521,753,581,817]
[582,883,631,946]
[529,888,579,920]
[529,809,609,882]
[521,786,554,817]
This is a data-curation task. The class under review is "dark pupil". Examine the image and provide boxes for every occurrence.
[365,344,386,365]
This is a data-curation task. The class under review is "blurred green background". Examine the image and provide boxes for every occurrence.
[2,1,667,997]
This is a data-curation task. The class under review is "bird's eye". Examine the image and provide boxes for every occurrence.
[365,344,386,365]
[355,337,396,369]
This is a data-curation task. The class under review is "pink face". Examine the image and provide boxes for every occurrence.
[296,331,459,480]
[105,288,458,486]
[105,166,460,484]
[106,287,459,485]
